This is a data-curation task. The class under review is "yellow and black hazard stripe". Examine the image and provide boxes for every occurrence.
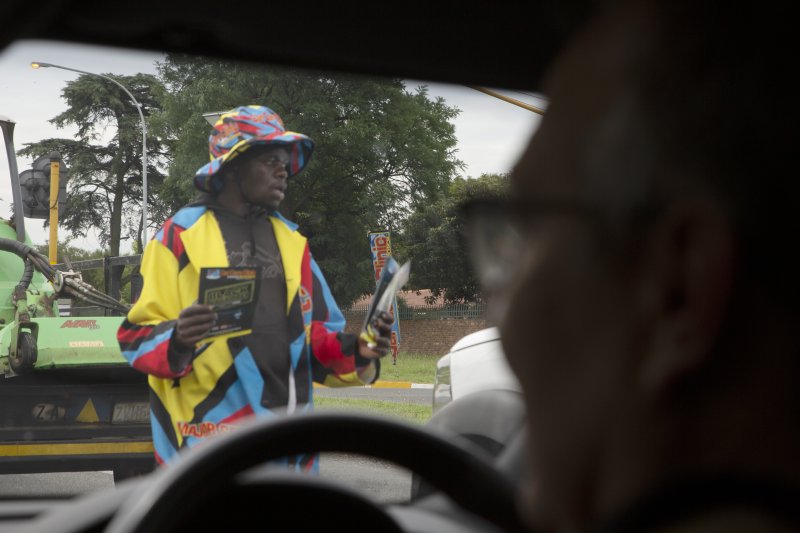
[0,440,153,457]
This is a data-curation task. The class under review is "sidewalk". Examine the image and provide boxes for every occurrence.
[313,381,433,389]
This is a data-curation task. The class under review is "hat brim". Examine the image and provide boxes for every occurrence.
[194,132,314,193]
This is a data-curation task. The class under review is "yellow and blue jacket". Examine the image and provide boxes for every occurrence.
[117,205,376,465]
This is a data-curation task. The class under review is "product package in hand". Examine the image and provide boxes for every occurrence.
[360,257,410,348]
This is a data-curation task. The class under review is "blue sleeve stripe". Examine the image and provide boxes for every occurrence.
[271,211,299,231]
[310,258,345,331]
[122,329,174,363]
[202,382,251,424]
[150,410,178,464]
[155,206,208,241]
[172,206,207,228]
[232,348,271,415]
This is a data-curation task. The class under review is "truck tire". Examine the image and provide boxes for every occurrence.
[10,331,37,375]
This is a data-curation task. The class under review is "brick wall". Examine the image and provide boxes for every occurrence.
[343,310,489,356]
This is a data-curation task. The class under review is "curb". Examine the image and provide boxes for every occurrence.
[313,381,433,390]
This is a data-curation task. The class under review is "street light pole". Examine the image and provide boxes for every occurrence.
[31,61,148,242]
[0,116,27,242]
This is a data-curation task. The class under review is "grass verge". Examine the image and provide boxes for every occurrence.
[315,397,432,424]
[379,352,439,384]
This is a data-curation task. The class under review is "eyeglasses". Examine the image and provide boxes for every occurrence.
[459,197,601,293]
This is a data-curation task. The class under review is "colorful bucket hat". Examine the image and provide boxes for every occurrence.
[193,105,314,192]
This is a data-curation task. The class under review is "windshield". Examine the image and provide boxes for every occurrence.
[0,38,543,502]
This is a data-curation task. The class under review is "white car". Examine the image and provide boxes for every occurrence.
[411,327,526,501]
[432,327,521,413]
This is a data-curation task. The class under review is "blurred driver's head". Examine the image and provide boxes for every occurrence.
[494,0,800,530]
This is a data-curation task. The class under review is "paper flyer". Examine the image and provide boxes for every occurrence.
[198,266,262,341]
[369,231,403,361]
[361,257,410,348]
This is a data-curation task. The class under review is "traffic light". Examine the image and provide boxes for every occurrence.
[19,152,69,219]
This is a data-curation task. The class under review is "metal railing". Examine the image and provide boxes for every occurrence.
[54,254,142,315]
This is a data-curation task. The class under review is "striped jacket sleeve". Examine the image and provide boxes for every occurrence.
[117,218,190,379]
[306,253,379,386]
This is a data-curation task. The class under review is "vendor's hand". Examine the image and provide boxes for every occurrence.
[357,311,394,359]
[174,303,217,350]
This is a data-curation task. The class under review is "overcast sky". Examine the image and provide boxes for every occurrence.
[0,39,543,251]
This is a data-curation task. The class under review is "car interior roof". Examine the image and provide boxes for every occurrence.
[1,0,594,91]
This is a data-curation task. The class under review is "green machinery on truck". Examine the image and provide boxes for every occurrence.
[0,115,153,481]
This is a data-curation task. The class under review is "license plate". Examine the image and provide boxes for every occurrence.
[32,403,66,421]
[112,403,150,424]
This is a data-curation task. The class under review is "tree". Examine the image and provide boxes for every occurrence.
[153,55,462,304]
[18,73,167,297]
[400,173,508,303]
[34,241,104,291]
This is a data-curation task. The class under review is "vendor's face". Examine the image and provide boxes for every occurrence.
[236,147,291,210]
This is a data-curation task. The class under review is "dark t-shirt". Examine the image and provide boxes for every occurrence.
[215,207,292,408]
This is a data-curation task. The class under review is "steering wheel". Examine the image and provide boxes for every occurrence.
[104,412,527,533]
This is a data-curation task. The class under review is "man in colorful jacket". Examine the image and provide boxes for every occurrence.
[117,105,392,468]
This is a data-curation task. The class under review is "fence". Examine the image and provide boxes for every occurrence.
[346,302,487,320]
[342,302,489,355]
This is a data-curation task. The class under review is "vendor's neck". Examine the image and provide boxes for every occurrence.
[215,187,249,217]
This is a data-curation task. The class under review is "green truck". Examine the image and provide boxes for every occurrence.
[1,115,153,481]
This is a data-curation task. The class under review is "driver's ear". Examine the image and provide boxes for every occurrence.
[634,196,735,394]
